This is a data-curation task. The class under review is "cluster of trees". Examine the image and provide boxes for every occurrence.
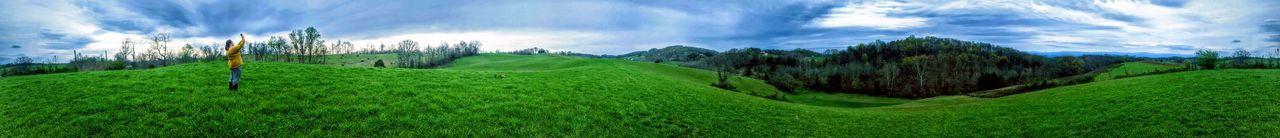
[504,47,549,55]
[392,40,481,68]
[240,27,355,64]
[116,34,229,69]
[69,50,124,71]
[681,36,1142,98]
[552,51,609,58]
[1,56,76,77]
[5,33,231,77]
[1192,49,1280,69]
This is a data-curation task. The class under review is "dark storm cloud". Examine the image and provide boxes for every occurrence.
[1264,19,1280,43]
[116,1,195,27]
[96,20,154,34]
[85,0,305,37]
[687,2,843,49]
[37,32,94,50]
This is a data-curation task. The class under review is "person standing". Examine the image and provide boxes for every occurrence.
[227,34,246,91]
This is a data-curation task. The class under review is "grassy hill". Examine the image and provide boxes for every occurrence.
[2,54,1278,137]
[1093,61,1183,81]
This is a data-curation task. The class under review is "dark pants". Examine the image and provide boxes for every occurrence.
[230,67,241,90]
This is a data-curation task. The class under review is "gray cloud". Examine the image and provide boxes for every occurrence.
[37,32,94,50]
[1163,44,1200,51]
[1264,19,1280,43]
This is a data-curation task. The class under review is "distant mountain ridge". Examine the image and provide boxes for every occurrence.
[1029,51,1193,58]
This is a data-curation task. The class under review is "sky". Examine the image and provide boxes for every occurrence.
[2,0,1279,63]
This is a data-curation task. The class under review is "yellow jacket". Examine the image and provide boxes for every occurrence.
[227,35,246,69]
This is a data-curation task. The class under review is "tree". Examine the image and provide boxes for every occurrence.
[1234,49,1251,59]
[143,33,171,68]
[289,27,325,63]
[179,44,195,63]
[1195,49,1219,69]
[1269,45,1280,67]
[766,71,802,93]
[268,36,287,61]
[394,39,420,68]
[705,51,741,91]
[1232,49,1250,68]
[115,38,134,62]
[14,56,34,64]
[1054,56,1085,76]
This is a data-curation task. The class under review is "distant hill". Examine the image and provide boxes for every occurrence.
[616,45,718,62]
[1030,51,1193,58]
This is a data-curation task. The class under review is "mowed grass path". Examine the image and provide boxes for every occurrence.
[2,54,1278,137]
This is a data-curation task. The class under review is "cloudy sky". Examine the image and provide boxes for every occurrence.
[2,0,1279,63]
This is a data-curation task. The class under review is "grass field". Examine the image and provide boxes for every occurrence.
[1093,61,1183,81]
[785,90,910,108]
[321,54,398,68]
[2,54,1278,137]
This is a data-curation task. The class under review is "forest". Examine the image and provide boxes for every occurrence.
[621,36,1280,98]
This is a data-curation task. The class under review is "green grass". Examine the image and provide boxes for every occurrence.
[2,54,1278,137]
[446,54,783,96]
[786,90,910,108]
[321,54,398,68]
[1094,61,1182,81]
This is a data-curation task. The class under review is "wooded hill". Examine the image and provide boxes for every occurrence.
[617,36,1140,98]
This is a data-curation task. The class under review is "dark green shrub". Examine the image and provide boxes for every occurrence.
[1195,50,1219,69]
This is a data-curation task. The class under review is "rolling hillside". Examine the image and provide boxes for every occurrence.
[1,54,1277,137]
[1093,61,1184,81]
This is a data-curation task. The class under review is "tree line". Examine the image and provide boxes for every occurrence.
[4,26,486,77]
[4,33,231,77]
[392,40,481,68]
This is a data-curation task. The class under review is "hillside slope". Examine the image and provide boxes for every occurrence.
[1093,61,1183,81]
[1,54,1277,137]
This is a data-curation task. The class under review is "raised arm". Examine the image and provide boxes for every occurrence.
[228,34,246,55]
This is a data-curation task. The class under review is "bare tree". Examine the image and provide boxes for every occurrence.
[115,38,134,63]
[145,33,171,67]
[288,27,324,63]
